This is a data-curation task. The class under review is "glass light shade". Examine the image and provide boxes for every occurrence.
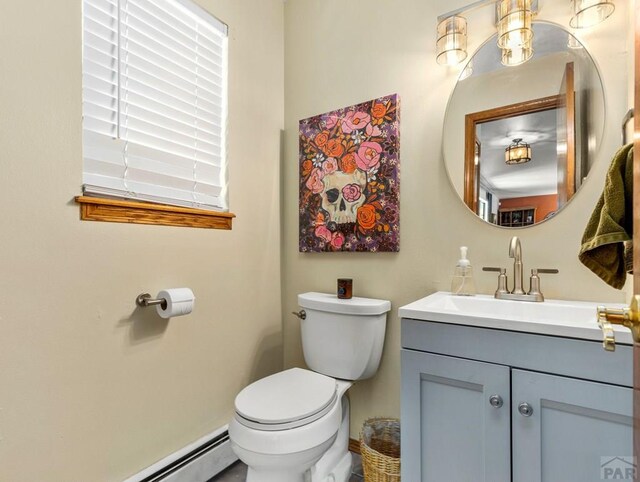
[505,138,532,165]
[496,0,533,49]
[501,44,533,66]
[570,0,615,28]
[436,16,468,65]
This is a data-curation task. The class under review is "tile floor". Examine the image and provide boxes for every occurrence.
[209,453,364,481]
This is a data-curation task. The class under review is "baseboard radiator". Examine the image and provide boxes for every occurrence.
[123,425,237,482]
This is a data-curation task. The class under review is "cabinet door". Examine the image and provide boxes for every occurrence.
[401,350,511,482]
[512,369,633,482]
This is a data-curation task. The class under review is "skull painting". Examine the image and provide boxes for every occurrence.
[299,93,399,252]
[321,170,367,224]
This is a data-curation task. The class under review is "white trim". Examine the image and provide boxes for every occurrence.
[122,425,237,482]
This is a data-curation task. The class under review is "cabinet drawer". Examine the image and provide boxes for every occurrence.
[402,318,632,387]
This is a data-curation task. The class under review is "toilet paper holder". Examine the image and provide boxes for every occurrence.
[136,293,168,310]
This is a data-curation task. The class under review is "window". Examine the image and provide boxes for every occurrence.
[80,0,231,227]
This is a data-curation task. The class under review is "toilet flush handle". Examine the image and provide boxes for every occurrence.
[291,310,307,320]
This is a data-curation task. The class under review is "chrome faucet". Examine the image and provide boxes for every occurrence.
[483,236,558,302]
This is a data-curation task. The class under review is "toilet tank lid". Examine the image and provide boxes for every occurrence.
[298,292,391,315]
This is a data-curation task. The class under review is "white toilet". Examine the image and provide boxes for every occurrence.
[229,292,391,482]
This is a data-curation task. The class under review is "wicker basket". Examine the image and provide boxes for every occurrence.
[360,418,401,482]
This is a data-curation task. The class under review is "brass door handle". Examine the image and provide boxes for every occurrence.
[597,295,640,351]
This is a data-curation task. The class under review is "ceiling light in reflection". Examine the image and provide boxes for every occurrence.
[505,138,532,165]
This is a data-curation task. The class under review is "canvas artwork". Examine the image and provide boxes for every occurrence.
[299,94,400,252]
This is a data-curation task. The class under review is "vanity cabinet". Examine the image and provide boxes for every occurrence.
[401,319,633,482]
[512,370,632,482]
[401,351,511,482]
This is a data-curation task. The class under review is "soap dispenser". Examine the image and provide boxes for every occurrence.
[451,246,476,296]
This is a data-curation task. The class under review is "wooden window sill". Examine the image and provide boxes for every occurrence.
[75,196,235,230]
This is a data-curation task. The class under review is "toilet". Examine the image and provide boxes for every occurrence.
[229,292,391,482]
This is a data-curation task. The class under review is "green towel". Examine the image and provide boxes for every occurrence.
[578,143,634,289]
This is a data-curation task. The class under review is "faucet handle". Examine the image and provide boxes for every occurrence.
[483,267,506,274]
[528,269,559,301]
[483,267,509,296]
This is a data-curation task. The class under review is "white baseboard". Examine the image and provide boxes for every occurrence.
[123,425,238,482]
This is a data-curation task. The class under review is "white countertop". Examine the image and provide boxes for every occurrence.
[399,291,633,345]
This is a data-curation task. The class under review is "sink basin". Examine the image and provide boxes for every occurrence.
[399,291,632,345]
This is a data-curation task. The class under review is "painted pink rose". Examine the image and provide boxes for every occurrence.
[341,111,371,134]
[330,232,345,249]
[366,123,382,137]
[325,115,339,129]
[315,225,332,242]
[355,141,382,171]
[322,157,338,175]
[341,183,362,203]
[305,167,324,194]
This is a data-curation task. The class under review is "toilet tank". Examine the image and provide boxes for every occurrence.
[298,292,391,381]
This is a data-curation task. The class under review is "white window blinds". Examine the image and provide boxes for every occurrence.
[82,0,228,211]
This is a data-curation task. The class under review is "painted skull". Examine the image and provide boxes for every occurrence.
[321,170,367,224]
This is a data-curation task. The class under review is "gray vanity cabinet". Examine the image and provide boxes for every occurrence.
[401,319,633,482]
[401,350,511,482]
[512,369,632,482]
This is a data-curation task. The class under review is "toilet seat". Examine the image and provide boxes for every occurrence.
[234,368,337,431]
[229,378,353,457]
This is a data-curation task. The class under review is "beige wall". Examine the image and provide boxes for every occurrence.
[0,0,633,478]
[283,0,631,439]
[0,1,283,481]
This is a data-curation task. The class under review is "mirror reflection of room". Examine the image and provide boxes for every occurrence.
[444,22,604,228]
[476,102,567,227]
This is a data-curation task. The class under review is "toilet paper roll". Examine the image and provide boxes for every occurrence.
[156,288,195,319]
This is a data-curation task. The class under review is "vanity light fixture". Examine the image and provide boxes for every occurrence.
[435,0,538,67]
[496,0,533,49]
[569,0,615,29]
[505,138,532,165]
[435,0,614,68]
[436,15,468,66]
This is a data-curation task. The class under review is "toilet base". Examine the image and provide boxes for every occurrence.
[312,451,352,482]
[234,380,354,482]
[311,395,352,482]
[243,435,336,482]
[246,466,305,482]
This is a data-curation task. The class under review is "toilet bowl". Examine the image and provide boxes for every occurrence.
[229,369,352,482]
[229,292,391,482]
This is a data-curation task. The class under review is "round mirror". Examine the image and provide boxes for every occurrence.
[443,22,605,228]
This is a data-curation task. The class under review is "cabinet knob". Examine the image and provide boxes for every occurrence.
[518,402,533,417]
[489,395,504,408]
